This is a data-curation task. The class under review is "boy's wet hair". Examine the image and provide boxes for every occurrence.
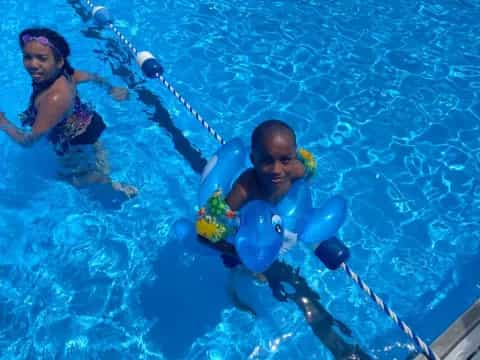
[19,27,75,75]
[251,119,296,150]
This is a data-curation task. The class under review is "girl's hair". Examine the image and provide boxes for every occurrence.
[19,27,75,75]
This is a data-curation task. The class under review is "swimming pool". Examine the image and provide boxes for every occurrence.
[1,0,479,358]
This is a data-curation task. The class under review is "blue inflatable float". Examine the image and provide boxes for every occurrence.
[173,138,348,272]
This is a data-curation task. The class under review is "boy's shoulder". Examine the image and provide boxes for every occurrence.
[237,168,256,183]
[236,168,262,195]
[227,168,260,210]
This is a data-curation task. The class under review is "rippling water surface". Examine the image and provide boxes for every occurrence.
[1,0,479,358]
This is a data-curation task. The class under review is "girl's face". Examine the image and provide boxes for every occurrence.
[22,40,63,84]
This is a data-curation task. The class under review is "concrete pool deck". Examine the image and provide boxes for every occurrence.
[415,299,480,360]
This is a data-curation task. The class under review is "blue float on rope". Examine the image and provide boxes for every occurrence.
[92,6,112,25]
[314,237,350,270]
[137,51,164,78]
[84,0,225,144]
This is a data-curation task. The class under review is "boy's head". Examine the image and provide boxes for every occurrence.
[251,120,298,194]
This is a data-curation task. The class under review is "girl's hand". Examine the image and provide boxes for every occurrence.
[109,86,129,101]
[0,112,8,127]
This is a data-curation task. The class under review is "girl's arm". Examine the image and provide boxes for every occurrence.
[73,70,128,100]
[0,91,70,147]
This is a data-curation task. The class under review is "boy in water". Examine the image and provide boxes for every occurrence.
[198,119,371,359]
[198,119,311,256]
[226,119,306,210]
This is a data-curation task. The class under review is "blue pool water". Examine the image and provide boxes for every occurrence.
[1,0,479,358]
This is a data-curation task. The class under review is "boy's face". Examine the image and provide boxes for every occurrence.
[251,131,297,195]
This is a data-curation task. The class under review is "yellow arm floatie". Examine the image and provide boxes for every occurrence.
[196,189,238,243]
[297,148,317,178]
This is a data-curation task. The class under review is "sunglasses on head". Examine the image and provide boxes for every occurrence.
[22,34,61,55]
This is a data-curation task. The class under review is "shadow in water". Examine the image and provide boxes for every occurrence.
[140,243,230,358]
[263,260,373,360]
[67,0,207,174]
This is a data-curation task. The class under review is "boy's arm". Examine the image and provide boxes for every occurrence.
[197,235,238,257]
[225,170,254,211]
[196,170,255,266]
[194,170,259,267]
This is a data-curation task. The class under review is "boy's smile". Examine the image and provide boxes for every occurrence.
[251,132,297,198]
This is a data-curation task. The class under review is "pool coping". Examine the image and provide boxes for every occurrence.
[414,298,480,360]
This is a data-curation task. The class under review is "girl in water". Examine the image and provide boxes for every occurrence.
[0,27,136,199]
